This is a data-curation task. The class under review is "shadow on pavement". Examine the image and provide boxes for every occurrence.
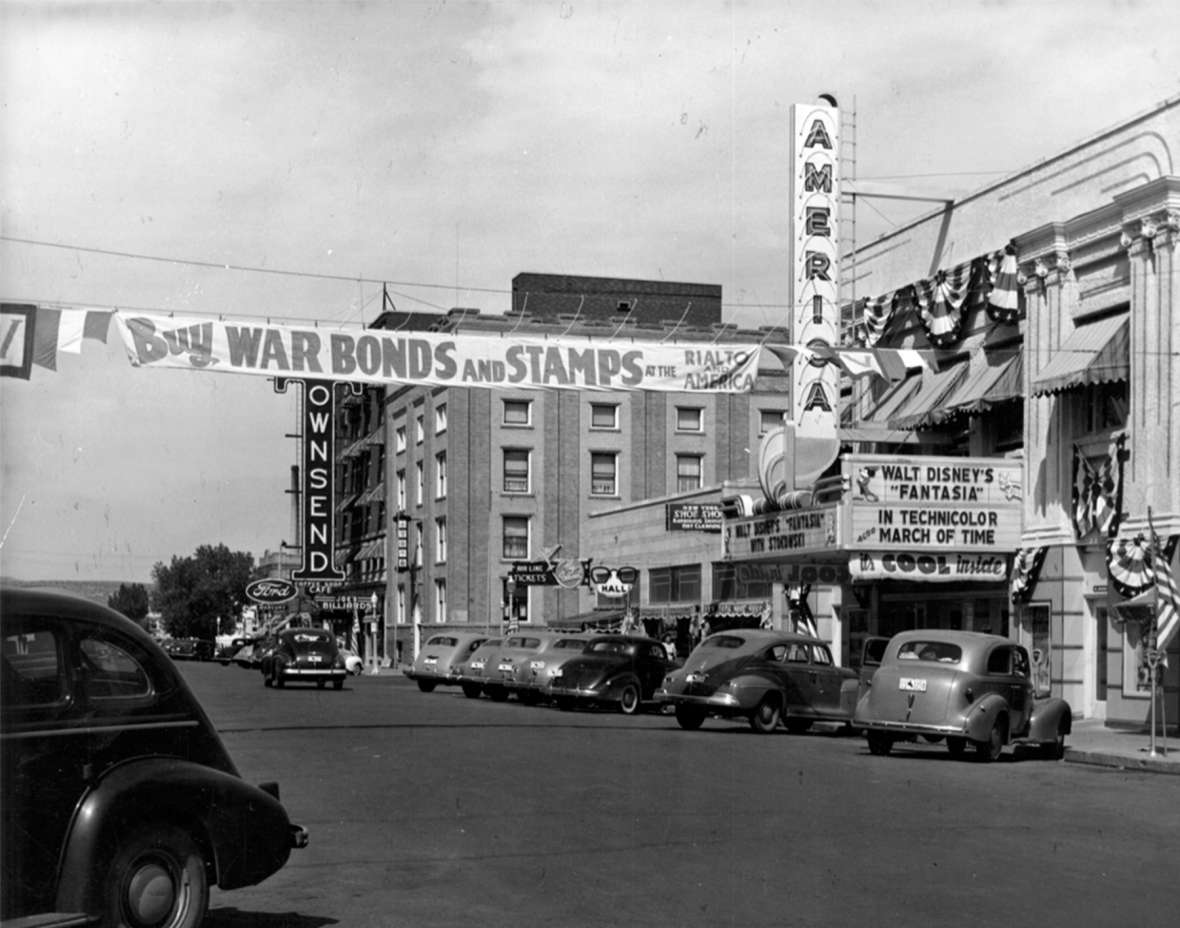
[205,908,337,928]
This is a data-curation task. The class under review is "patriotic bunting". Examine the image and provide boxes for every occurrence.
[915,259,975,348]
[1010,545,1048,604]
[1151,535,1180,662]
[986,241,1022,324]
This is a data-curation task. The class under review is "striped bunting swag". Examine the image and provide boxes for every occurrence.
[915,260,973,347]
[987,241,1022,323]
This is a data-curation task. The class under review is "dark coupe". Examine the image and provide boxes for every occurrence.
[260,627,348,689]
[1,587,306,928]
[545,634,675,714]
[657,629,860,733]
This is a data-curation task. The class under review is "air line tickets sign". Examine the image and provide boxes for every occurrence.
[114,312,762,394]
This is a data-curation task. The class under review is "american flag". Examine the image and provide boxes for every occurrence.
[1152,534,1180,660]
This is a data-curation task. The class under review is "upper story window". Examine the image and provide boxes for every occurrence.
[1084,382,1129,434]
[415,461,424,506]
[395,425,407,454]
[759,409,786,436]
[503,448,531,494]
[415,412,425,444]
[676,406,703,432]
[503,398,532,426]
[590,403,618,430]
[395,469,406,511]
[503,515,530,559]
[435,579,447,622]
[435,517,447,562]
[435,452,447,499]
[435,403,447,434]
[591,451,618,497]
[676,454,703,492]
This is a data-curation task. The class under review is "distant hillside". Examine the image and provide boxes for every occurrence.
[0,578,149,608]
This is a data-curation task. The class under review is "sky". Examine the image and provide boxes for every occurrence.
[2,0,1178,583]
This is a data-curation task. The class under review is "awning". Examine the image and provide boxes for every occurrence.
[932,352,1023,422]
[1031,313,1128,396]
[547,609,626,630]
[888,362,970,430]
[861,374,922,423]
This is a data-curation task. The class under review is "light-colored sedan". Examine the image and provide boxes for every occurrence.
[484,631,572,703]
[404,632,490,693]
[455,637,504,699]
[853,629,1072,762]
[657,629,860,734]
[502,634,588,704]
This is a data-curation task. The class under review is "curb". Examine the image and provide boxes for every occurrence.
[1064,748,1180,775]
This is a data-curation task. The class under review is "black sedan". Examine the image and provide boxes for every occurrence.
[260,627,348,689]
[1,587,306,927]
[544,634,675,714]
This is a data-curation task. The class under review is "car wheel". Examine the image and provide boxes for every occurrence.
[867,731,893,756]
[274,671,285,689]
[519,689,542,706]
[462,683,483,699]
[1043,722,1067,760]
[974,717,1006,762]
[103,823,208,928]
[785,718,813,734]
[417,680,437,693]
[618,683,641,715]
[946,737,967,757]
[333,678,344,691]
[675,705,706,730]
[555,696,575,711]
[749,697,781,734]
[487,685,509,702]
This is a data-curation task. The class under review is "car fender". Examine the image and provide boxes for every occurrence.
[56,756,295,913]
[963,693,1010,742]
[723,673,782,709]
[1027,697,1072,743]
[838,678,860,716]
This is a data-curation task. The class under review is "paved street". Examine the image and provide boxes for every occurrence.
[182,661,1180,928]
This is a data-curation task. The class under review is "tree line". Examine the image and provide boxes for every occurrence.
[108,543,254,640]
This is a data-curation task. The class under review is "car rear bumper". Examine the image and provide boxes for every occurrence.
[280,667,347,679]
[657,692,744,712]
[855,719,966,737]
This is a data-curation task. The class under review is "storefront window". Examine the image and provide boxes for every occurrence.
[649,565,701,604]
[1027,602,1051,697]
[711,562,772,600]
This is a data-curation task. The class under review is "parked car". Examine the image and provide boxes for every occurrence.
[338,643,365,675]
[657,629,860,733]
[404,632,490,692]
[1,587,307,926]
[260,627,348,689]
[853,629,1072,761]
[503,633,589,704]
[455,637,503,698]
[545,634,674,714]
[166,636,214,661]
[484,631,571,702]
[216,636,251,665]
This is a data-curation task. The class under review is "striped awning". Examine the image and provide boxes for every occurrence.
[1031,313,1128,396]
[888,362,970,430]
[862,374,923,424]
[933,353,1023,422]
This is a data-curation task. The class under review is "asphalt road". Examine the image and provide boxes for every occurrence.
[179,660,1180,928]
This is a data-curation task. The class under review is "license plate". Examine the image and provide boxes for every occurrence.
[307,655,322,663]
[424,657,438,666]
[497,661,513,672]
[686,672,705,684]
[899,677,927,692]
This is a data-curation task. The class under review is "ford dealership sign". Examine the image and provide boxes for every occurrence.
[245,578,298,604]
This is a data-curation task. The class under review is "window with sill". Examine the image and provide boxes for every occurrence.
[503,398,532,426]
[503,448,531,493]
[676,406,703,432]
[590,451,618,496]
[590,403,618,430]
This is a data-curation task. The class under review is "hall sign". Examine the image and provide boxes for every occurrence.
[114,312,761,394]
[844,453,1022,552]
[723,507,838,560]
[850,551,1009,583]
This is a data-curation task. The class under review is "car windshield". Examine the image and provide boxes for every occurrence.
[427,635,459,647]
[505,636,542,650]
[897,641,961,663]
[701,635,746,650]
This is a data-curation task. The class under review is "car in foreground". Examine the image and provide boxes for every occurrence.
[260,627,348,689]
[545,634,674,714]
[404,632,489,692]
[1,587,307,927]
[503,633,589,704]
[456,637,503,698]
[853,629,1072,762]
[657,629,860,733]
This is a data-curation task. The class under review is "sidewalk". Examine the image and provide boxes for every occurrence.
[1064,718,1180,775]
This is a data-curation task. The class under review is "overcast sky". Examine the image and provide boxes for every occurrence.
[2,0,1178,582]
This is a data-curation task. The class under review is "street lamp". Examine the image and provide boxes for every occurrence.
[503,576,517,634]
[367,591,380,675]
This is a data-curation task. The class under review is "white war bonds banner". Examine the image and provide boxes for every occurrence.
[113,312,763,394]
